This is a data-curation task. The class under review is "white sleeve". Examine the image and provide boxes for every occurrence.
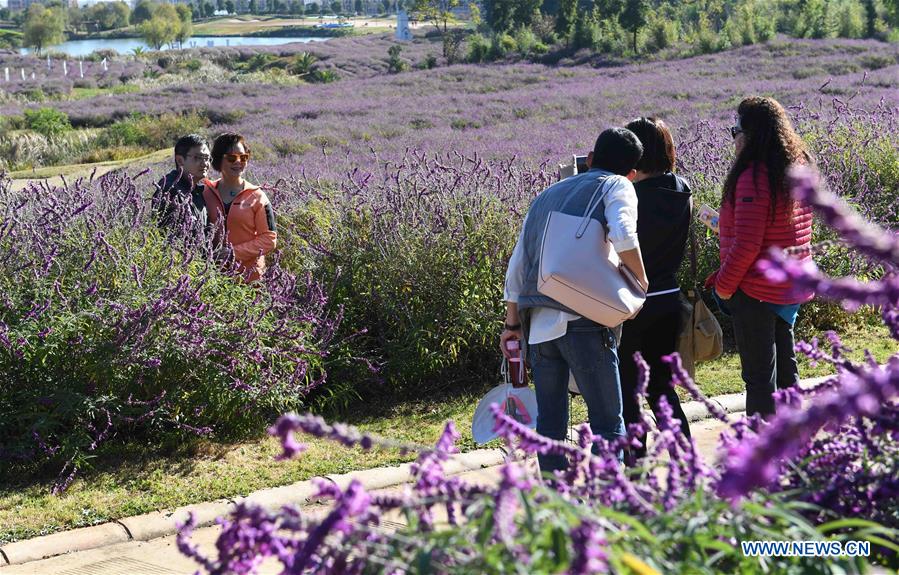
[503,213,529,303]
[603,176,640,252]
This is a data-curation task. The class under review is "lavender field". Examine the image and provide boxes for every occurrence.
[1,35,898,503]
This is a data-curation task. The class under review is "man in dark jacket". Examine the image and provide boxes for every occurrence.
[152,134,210,235]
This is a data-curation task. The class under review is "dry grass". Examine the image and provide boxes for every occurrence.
[6,148,170,192]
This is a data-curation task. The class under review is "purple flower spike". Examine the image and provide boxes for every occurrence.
[268,414,309,460]
[718,359,899,500]
[662,353,730,422]
[788,165,899,265]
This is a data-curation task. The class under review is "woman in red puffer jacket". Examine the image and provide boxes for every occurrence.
[708,96,814,418]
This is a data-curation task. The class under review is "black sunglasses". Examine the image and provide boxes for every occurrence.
[730,126,744,139]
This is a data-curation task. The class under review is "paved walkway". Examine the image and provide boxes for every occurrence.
[2,418,731,575]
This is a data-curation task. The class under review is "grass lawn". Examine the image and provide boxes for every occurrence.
[0,321,895,544]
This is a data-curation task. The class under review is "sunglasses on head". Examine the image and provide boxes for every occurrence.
[223,152,250,163]
[730,126,744,139]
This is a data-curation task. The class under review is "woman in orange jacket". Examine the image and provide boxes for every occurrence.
[203,132,277,282]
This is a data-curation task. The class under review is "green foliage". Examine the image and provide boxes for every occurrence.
[24,108,72,138]
[512,25,539,54]
[723,0,777,46]
[0,224,326,479]
[467,32,491,62]
[491,32,517,57]
[483,0,541,31]
[572,10,599,51]
[0,29,22,50]
[130,0,155,24]
[22,4,65,54]
[174,3,193,46]
[97,112,209,150]
[83,1,131,31]
[390,480,883,574]
[619,0,649,53]
[280,166,528,396]
[387,44,409,73]
[139,14,179,50]
[645,16,677,52]
[832,0,867,37]
[793,0,839,38]
[694,14,723,54]
[554,0,577,44]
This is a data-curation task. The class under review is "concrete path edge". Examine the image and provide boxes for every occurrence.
[0,374,837,566]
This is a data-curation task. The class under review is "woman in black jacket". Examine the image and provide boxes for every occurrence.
[619,117,692,463]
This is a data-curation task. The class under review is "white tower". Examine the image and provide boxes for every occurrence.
[395,8,411,41]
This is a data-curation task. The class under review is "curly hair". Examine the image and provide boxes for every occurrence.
[723,97,812,217]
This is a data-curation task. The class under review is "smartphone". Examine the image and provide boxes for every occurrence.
[574,155,589,174]
[698,204,720,234]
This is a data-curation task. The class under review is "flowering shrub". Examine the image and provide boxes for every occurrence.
[0,171,342,490]
[275,152,553,397]
[178,168,898,573]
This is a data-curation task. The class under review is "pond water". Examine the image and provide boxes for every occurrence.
[20,36,330,57]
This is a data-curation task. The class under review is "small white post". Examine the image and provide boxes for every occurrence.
[31,72,35,80]
[62,60,68,76]
[79,60,84,78]
[20,68,25,80]
[47,54,51,70]
[4,68,8,82]
[102,58,108,71]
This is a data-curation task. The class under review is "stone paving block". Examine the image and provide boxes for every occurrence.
[237,481,321,512]
[0,523,129,565]
[120,500,235,542]
[326,462,416,493]
[682,400,713,422]
[714,393,748,414]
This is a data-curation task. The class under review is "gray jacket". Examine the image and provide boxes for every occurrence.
[513,169,630,351]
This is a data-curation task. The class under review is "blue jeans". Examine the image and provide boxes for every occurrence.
[528,318,625,473]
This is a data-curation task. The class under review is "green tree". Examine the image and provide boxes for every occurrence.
[248,0,258,13]
[881,0,898,25]
[330,0,342,13]
[175,3,193,46]
[483,0,515,30]
[572,9,597,49]
[355,0,364,12]
[131,0,156,24]
[619,0,647,53]
[108,2,132,29]
[22,4,65,55]
[307,2,321,13]
[139,3,178,50]
[412,0,460,55]
[226,0,236,14]
[555,0,576,44]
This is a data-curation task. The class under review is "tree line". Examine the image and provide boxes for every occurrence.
[415,0,898,60]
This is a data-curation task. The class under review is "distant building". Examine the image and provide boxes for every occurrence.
[7,0,34,12]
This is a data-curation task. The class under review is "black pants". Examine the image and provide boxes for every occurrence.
[729,289,799,417]
[619,293,691,461]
